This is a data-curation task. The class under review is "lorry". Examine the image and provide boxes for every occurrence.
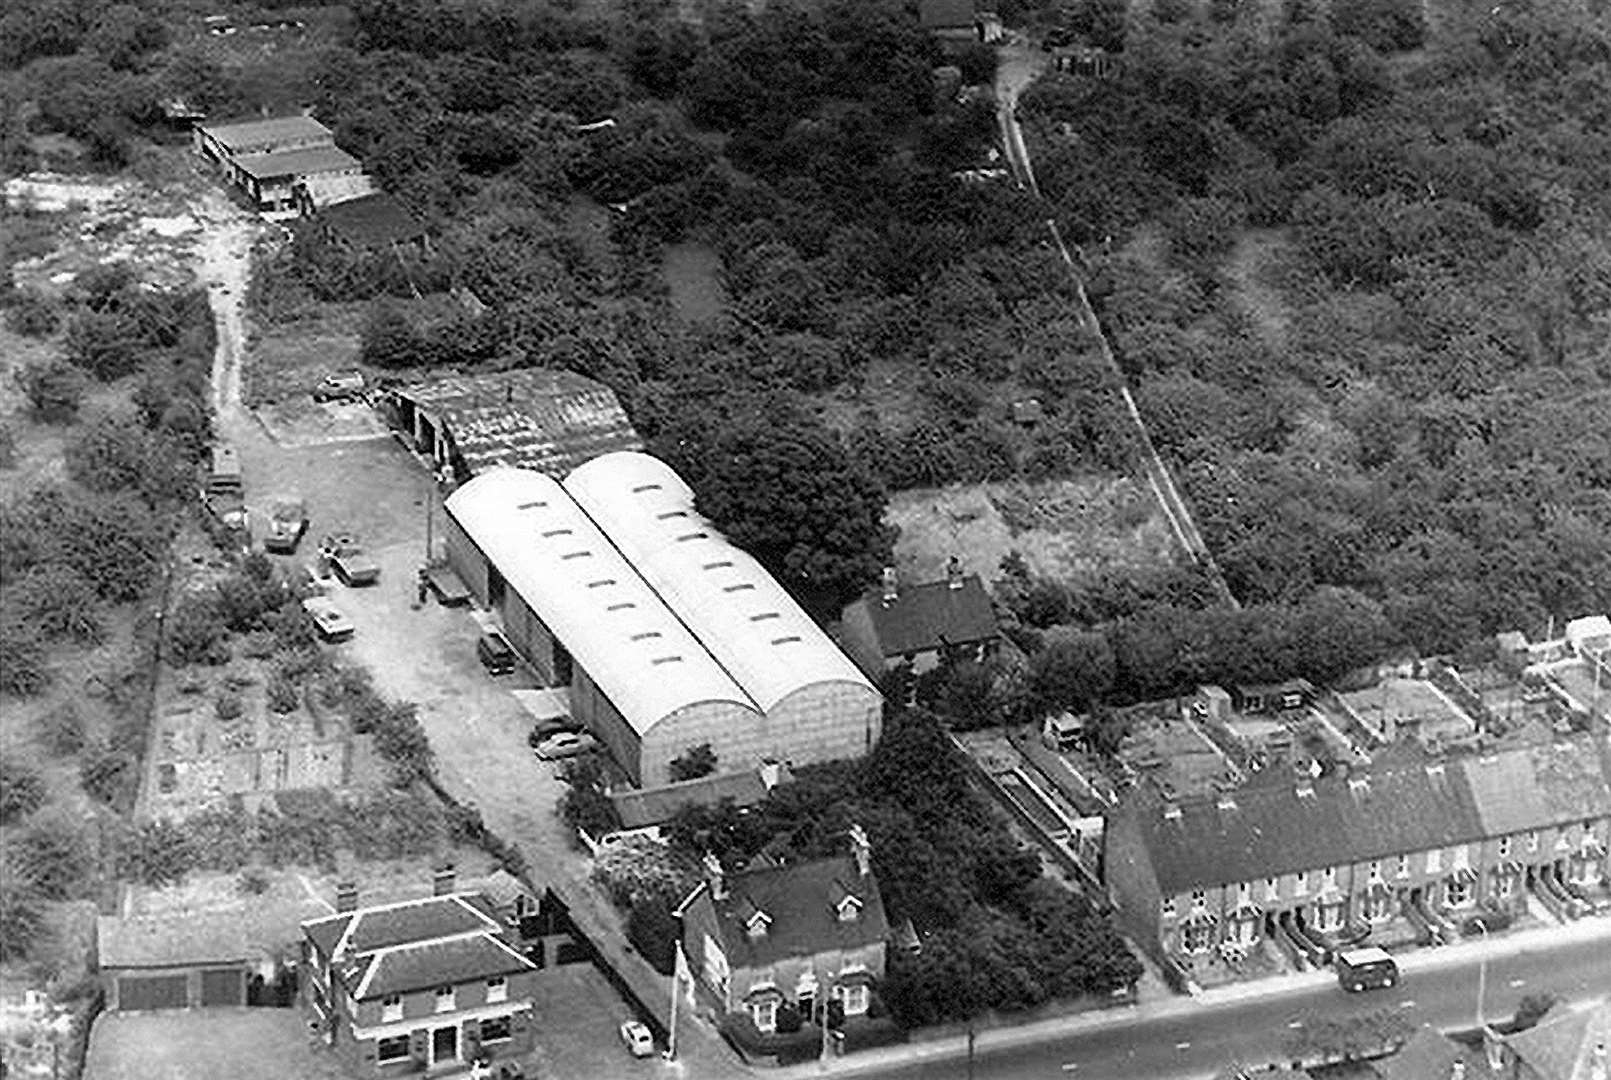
[319,532,380,586]
[262,496,308,553]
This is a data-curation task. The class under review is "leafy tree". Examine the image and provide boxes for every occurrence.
[1029,627,1116,715]
[627,895,680,974]
[116,819,195,887]
[0,618,50,696]
[0,756,47,823]
[166,593,230,666]
[11,808,92,900]
[359,299,429,368]
[5,292,59,336]
[657,404,894,620]
[38,702,85,757]
[10,563,106,643]
[13,359,88,423]
[669,743,718,782]
[80,743,137,807]
[0,871,47,963]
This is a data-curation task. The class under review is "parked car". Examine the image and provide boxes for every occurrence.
[301,596,355,642]
[533,731,599,760]
[1334,947,1398,992]
[526,717,582,747]
[312,370,366,402]
[618,1020,654,1058]
[262,496,308,553]
[320,533,380,586]
[476,631,517,675]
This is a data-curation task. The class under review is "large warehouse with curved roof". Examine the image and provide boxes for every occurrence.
[442,457,881,786]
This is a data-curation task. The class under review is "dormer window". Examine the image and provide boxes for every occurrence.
[836,895,862,923]
[744,909,771,940]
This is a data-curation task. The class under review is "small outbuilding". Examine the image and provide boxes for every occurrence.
[98,912,251,1011]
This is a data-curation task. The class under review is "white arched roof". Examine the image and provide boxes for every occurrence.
[445,468,758,733]
[563,452,877,711]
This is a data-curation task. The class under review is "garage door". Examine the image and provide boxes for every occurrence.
[117,975,188,1011]
[200,968,243,1006]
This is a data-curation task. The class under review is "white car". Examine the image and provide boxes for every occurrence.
[618,1019,654,1058]
[301,596,354,642]
[533,731,599,760]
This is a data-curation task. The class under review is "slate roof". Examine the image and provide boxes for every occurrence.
[1374,1026,1501,1080]
[302,893,535,1002]
[98,912,249,968]
[1504,1001,1611,1080]
[852,575,999,658]
[611,767,787,830]
[318,192,425,249]
[233,145,360,180]
[1462,735,1611,837]
[919,0,976,28]
[1129,759,1488,894]
[706,855,888,970]
[396,369,642,479]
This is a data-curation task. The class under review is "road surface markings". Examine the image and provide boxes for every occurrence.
[1400,1000,1417,1008]
[1287,1021,1305,1029]
[1509,979,1526,988]
[1062,1064,1079,1072]
[1176,1042,1192,1050]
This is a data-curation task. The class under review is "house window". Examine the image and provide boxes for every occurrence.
[435,986,455,1013]
[750,997,779,1033]
[1526,831,1539,853]
[1264,877,1279,901]
[1426,849,1442,874]
[839,983,869,1017]
[481,1016,512,1043]
[1190,888,1206,910]
[1161,896,1178,919]
[1498,836,1511,859]
[1446,877,1473,908]
[377,1035,410,1063]
[381,995,403,1022]
[1237,882,1251,902]
[1368,860,1382,881]
[1181,920,1215,953]
[485,976,507,1004]
[1322,866,1337,888]
[1294,871,1309,895]
[1396,855,1410,879]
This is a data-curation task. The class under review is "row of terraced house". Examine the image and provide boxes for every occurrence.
[1105,732,1611,983]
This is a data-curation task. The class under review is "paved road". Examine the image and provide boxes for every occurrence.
[832,927,1611,1080]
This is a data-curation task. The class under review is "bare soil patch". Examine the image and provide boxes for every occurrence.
[887,475,1179,587]
[242,300,365,407]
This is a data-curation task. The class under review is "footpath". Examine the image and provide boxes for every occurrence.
[776,914,1611,1080]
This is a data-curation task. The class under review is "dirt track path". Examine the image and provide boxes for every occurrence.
[192,192,259,436]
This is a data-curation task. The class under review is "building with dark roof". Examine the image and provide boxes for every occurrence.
[386,368,642,485]
[839,561,1000,678]
[609,763,790,833]
[1373,1025,1504,1080]
[677,826,889,1034]
[1104,735,1611,982]
[98,912,252,1011]
[918,0,1001,42]
[191,115,366,214]
[300,884,539,1075]
[1501,1000,1611,1080]
[193,115,332,161]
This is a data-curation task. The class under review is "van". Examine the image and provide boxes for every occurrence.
[206,445,243,496]
[1335,947,1398,992]
[476,631,516,675]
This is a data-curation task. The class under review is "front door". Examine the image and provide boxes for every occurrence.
[431,1024,458,1066]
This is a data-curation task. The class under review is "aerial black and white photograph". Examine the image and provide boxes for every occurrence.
[0,0,1607,1076]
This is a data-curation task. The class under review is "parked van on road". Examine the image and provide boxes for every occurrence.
[1335,947,1398,992]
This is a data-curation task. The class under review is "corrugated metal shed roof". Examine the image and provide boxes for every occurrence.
[444,468,758,734]
[233,144,360,179]
[564,452,876,712]
[198,114,331,150]
[397,369,641,479]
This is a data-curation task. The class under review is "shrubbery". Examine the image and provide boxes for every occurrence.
[13,359,87,422]
[0,756,48,823]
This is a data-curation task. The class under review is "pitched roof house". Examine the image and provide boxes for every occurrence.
[300,887,539,1075]
[1503,1001,1611,1080]
[678,826,889,1034]
[839,561,1000,677]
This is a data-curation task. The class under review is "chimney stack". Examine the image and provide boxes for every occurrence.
[881,567,898,606]
[946,555,964,590]
[433,862,456,897]
[849,823,871,877]
[704,852,727,901]
[336,882,358,912]
[1589,1041,1607,1080]
[1450,1060,1465,1080]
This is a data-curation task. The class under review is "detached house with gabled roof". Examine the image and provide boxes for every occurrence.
[300,883,539,1075]
[839,560,1000,678]
[677,826,889,1035]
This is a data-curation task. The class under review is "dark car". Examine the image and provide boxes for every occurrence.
[527,716,581,747]
[476,631,516,675]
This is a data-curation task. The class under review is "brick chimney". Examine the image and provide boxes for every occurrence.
[704,852,727,901]
[946,555,964,590]
[880,567,898,606]
[335,882,358,912]
[432,862,456,897]
[848,823,871,877]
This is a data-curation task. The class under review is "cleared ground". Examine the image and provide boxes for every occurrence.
[85,1009,352,1080]
[887,475,1178,586]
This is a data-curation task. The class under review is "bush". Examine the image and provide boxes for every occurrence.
[214,692,244,721]
[669,742,717,782]
[0,756,48,823]
[4,291,60,336]
[0,872,48,963]
[626,897,680,974]
[560,780,621,841]
[265,672,299,714]
[11,809,93,900]
[116,819,195,886]
[10,563,106,643]
[38,702,86,756]
[13,358,87,422]
[63,310,140,380]
[80,743,137,807]
[166,593,229,665]
[0,618,51,696]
